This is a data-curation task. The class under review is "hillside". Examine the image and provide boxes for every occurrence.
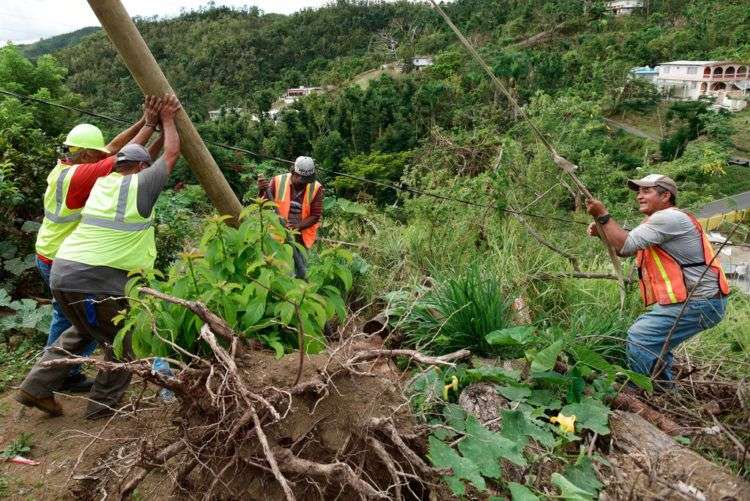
[18,26,100,59]
[1,2,750,497]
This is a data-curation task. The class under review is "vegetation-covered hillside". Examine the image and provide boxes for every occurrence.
[1,1,749,498]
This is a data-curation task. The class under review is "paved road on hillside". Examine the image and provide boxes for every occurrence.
[698,191,750,217]
[603,118,660,141]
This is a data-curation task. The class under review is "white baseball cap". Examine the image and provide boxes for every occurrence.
[293,156,315,177]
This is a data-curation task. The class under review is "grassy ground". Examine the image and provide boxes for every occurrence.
[351,64,402,89]
[729,108,750,157]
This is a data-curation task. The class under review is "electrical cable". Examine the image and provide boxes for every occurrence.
[0,88,589,226]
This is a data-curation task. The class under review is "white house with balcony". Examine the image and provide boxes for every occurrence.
[607,0,643,16]
[634,61,750,112]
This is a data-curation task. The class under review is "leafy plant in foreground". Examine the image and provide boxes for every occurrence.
[117,200,352,359]
[397,266,514,356]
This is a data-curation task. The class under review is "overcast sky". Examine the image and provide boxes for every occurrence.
[0,1,334,46]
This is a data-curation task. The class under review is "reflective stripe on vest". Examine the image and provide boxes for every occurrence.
[271,174,321,249]
[35,161,82,259]
[648,247,678,303]
[80,175,152,231]
[55,172,156,272]
[636,210,730,306]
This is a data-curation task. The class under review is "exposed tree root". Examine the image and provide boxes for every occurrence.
[64,289,462,500]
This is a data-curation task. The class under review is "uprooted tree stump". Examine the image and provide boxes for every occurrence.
[50,291,470,500]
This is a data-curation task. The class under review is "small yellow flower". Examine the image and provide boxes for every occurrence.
[550,413,576,433]
[442,375,459,400]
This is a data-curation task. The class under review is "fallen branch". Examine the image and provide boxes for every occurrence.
[139,287,238,343]
[349,348,471,367]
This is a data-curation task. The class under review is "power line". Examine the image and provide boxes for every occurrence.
[0,88,588,226]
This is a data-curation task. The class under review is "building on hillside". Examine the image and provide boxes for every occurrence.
[631,61,750,112]
[208,107,245,121]
[412,56,433,70]
[284,86,322,99]
[607,0,643,16]
[629,66,658,84]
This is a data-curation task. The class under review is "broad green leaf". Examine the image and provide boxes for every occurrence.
[443,404,467,433]
[501,410,555,448]
[621,369,653,392]
[459,415,526,471]
[241,298,266,327]
[562,455,603,496]
[497,384,531,402]
[428,435,485,496]
[464,366,521,384]
[567,345,611,372]
[486,326,535,346]
[509,482,541,501]
[527,389,562,410]
[275,302,295,324]
[529,339,563,373]
[0,288,13,308]
[4,254,35,276]
[551,472,595,501]
[0,241,17,260]
[561,397,611,435]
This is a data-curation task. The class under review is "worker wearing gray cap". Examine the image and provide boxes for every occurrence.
[258,156,324,279]
[15,96,183,419]
[585,174,729,388]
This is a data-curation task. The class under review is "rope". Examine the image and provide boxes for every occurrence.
[1,87,588,226]
[426,0,626,305]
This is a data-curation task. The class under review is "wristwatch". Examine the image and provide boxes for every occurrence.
[596,214,611,225]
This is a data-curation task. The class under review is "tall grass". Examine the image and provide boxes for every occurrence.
[401,265,514,355]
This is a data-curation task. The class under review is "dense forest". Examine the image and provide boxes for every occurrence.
[1,0,749,499]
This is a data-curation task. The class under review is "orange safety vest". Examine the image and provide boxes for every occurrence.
[636,211,730,306]
[271,173,322,249]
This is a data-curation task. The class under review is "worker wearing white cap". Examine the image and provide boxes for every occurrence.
[258,156,324,278]
[585,174,729,389]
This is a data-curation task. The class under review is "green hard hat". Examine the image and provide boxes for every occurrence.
[63,124,110,153]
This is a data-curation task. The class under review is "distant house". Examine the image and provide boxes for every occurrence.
[629,66,658,84]
[412,56,433,70]
[607,0,643,16]
[284,86,322,98]
[631,60,749,112]
[208,107,245,121]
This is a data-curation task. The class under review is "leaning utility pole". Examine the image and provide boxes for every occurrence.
[87,0,242,223]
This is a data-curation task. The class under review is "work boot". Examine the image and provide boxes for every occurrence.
[60,373,95,393]
[14,389,63,417]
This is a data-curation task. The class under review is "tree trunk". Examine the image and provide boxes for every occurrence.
[609,410,750,500]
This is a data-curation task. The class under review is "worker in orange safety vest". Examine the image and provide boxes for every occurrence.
[258,156,324,279]
[585,174,729,387]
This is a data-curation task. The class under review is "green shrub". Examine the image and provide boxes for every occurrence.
[119,201,352,359]
[397,266,514,356]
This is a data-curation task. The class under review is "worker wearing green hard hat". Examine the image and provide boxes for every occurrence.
[63,124,112,153]
[33,95,164,394]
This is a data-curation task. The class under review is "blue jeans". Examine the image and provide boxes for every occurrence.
[36,257,97,377]
[627,297,727,383]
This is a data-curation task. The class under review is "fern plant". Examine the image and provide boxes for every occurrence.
[116,200,352,359]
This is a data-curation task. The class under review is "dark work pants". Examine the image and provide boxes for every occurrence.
[21,290,133,415]
[293,245,307,279]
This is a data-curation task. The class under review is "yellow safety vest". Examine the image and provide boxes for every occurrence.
[35,161,82,259]
[56,172,156,272]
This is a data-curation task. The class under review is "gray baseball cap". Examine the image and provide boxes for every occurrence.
[116,144,152,166]
[293,156,315,177]
[627,174,677,196]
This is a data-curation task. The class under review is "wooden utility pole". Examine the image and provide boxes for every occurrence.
[87,0,242,223]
